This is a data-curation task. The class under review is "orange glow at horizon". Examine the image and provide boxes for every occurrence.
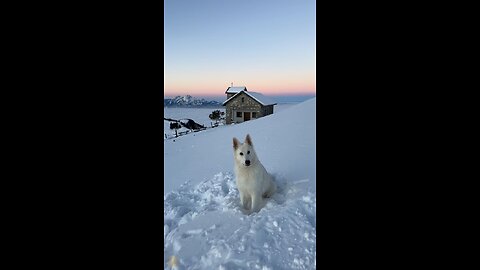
[164,76,316,97]
[164,87,315,96]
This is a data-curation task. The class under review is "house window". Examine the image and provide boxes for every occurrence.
[252,112,257,118]
[236,112,242,117]
[241,97,244,103]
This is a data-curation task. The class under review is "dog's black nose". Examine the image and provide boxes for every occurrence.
[245,160,250,166]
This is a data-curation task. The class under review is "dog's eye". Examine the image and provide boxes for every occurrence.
[239,152,243,156]
[247,151,250,154]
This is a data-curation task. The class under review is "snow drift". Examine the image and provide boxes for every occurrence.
[164,98,316,269]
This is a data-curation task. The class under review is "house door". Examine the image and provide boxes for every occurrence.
[244,112,251,121]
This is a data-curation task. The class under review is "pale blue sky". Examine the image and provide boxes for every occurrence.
[164,0,316,98]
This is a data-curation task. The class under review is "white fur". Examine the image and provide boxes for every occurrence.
[233,134,276,214]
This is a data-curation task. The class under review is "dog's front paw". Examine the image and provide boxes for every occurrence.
[240,208,252,215]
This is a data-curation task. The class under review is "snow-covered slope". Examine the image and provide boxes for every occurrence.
[164,98,316,269]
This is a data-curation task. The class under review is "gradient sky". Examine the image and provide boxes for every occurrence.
[164,0,316,97]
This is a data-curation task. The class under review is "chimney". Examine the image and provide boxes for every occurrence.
[231,82,233,87]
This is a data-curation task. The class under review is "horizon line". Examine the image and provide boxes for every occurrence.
[164,92,316,97]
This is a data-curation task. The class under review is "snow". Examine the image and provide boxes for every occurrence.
[164,98,316,269]
[164,104,295,139]
[245,91,277,106]
[225,86,247,93]
[222,90,277,106]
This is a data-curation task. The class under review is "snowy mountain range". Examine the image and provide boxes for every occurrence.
[164,95,222,107]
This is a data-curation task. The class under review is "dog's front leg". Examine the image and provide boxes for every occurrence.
[251,193,262,213]
[240,192,249,210]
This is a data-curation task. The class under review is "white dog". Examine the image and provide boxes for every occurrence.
[233,134,276,214]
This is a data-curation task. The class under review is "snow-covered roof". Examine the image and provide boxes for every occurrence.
[225,86,247,94]
[222,90,277,106]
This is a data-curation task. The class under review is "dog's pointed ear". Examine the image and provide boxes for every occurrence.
[245,134,253,146]
[233,137,240,149]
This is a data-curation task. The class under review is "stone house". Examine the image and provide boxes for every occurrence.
[222,86,277,124]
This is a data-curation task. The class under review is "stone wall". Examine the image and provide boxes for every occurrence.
[225,92,263,124]
[263,105,274,116]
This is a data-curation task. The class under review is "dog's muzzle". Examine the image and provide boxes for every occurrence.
[245,160,250,166]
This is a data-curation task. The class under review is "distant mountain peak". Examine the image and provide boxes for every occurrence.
[164,95,222,107]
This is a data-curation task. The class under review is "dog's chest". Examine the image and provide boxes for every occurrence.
[235,166,263,190]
